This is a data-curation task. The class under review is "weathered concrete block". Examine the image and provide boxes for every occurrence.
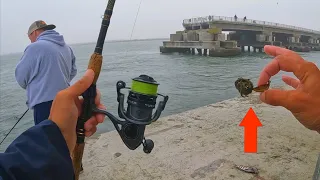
[262,31,273,42]
[293,36,300,43]
[207,26,222,34]
[209,47,241,57]
[220,41,237,48]
[271,41,282,46]
[187,31,199,41]
[214,33,225,41]
[160,46,190,53]
[266,35,273,42]
[308,38,315,44]
[170,34,183,41]
[228,33,239,41]
[227,34,231,40]
[162,41,220,49]
[288,37,295,43]
[176,31,184,34]
[183,33,188,41]
[198,32,214,41]
[256,34,266,42]
[160,46,170,53]
[201,41,220,49]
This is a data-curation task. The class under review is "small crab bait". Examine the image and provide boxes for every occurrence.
[235,78,254,97]
[235,78,271,97]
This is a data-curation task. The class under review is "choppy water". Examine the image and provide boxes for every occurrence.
[1,39,320,151]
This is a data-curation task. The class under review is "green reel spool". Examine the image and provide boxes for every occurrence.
[131,75,159,96]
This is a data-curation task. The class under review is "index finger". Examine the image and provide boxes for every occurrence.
[66,69,95,96]
[264,45,296,57]
[257,46,306,86]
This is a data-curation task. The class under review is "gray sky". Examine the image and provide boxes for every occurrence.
[1,0,319,55]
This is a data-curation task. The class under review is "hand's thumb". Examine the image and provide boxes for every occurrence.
[67,69,95,96]
[260,89,307,112]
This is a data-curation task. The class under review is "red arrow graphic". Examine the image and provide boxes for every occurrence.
[239,107,263,153]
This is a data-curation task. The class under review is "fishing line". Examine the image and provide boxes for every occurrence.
[124,0,143,57]
[129,0,143,41]
[0,108,29,146]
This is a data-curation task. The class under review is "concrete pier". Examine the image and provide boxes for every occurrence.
[160,39,241,57]
[160,15,320,56]
[160,29,241,57]
[80,86,320,180]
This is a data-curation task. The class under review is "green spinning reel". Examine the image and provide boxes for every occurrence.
[93,75,169,153]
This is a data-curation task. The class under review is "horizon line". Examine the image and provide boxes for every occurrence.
[0,37,169,56]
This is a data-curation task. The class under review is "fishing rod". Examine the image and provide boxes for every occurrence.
[72,0,169,179]
[0,109,29,146]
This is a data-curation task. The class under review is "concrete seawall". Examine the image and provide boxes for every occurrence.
[80,86,320,180]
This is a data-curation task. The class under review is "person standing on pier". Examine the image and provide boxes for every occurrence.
[234,14,238,21]
[243,16,247,22]
[15,20,77,125]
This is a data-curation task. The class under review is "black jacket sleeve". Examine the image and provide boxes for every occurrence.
[0,120,74,180]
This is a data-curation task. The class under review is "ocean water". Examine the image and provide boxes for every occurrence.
[1,39,320,151]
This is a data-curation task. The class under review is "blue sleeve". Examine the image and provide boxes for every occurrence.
[69,48,77,81]
[15,45,41,89]
[0,120,74,180]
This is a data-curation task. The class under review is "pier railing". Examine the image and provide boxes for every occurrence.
[183,16,320,35]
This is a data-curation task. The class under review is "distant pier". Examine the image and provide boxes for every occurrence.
[160,15,320,57]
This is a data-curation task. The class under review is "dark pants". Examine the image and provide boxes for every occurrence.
[33,100,53,125]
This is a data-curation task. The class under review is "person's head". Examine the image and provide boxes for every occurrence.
[27,20,56,43]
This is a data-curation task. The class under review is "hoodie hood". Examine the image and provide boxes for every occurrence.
[36,30,66,46]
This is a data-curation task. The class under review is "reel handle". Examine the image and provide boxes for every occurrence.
[92,107,151,152]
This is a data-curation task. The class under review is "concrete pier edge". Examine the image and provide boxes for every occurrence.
[80,85,320,180]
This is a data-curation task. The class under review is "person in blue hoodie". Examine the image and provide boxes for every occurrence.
[15,20,77,125]
[0,69,106,180]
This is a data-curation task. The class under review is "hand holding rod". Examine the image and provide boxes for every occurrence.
[72,0,116,179]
